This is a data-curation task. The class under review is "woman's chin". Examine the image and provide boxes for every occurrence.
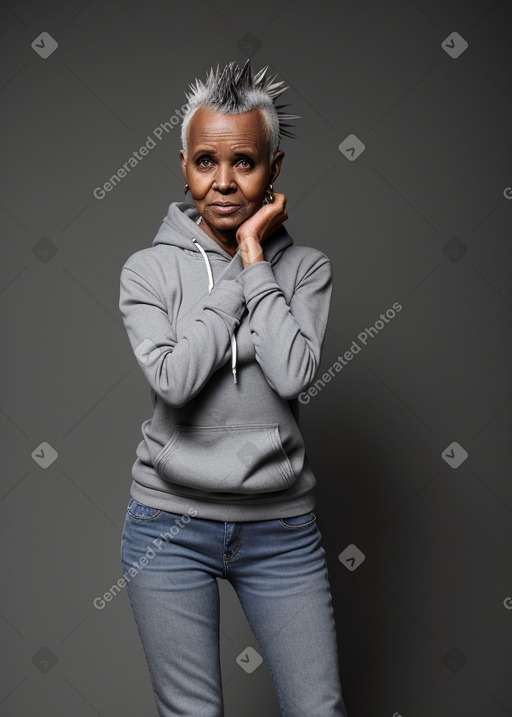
[203,212,246,232]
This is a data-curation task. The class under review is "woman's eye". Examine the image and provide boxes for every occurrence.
[238,159,253,168]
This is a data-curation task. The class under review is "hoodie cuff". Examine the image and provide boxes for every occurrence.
[206,278,246,322]
[234,260,277,299]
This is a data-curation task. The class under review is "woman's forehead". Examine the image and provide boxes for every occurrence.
[187,107,268,147]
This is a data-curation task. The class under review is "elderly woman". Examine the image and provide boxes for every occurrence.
[119,60,348,717]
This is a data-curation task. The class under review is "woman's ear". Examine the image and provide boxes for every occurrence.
[270,150,285,185]
[179,150,187,182]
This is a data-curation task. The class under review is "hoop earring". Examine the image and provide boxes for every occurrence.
[263,183,274,205]
[184,184,189,194]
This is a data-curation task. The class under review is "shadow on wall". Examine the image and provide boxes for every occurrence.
[303,373,440,714]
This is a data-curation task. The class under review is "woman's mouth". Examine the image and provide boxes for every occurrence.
[209,203,241,215]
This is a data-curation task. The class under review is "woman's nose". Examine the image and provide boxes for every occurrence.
[213,165,235,191]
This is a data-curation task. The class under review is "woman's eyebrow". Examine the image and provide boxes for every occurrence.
[191,146,217,158]
[192,147,258,159]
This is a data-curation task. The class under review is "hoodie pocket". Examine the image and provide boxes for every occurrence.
[154,423,295,494]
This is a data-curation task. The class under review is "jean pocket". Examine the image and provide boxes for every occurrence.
[279,512,317,529]
[154,423,295,494]
[127,498,162,520]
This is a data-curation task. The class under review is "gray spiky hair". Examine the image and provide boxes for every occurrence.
[180,59,300,160]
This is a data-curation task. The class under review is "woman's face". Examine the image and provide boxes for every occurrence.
[180,107,284,240]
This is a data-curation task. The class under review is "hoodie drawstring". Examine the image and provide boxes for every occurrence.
[192,237,238,384]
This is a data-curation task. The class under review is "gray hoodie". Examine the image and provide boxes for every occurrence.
[119,200,333,521]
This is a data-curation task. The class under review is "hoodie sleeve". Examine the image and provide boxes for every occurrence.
[234,254,333,401]
[119,262,246,408]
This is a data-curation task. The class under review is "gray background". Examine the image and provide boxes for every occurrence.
[1,0,511,715]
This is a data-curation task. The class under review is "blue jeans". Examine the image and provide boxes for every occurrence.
[121,498,348,717]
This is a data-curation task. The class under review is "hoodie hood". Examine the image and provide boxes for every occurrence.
[151,200,294,384]
[153,200,293,265]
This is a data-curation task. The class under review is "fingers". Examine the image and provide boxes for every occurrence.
[272,192,286,210]
[261,193,287,239]
[272,194,287,223]
[236,193,288,245]
[265,193,286,220]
